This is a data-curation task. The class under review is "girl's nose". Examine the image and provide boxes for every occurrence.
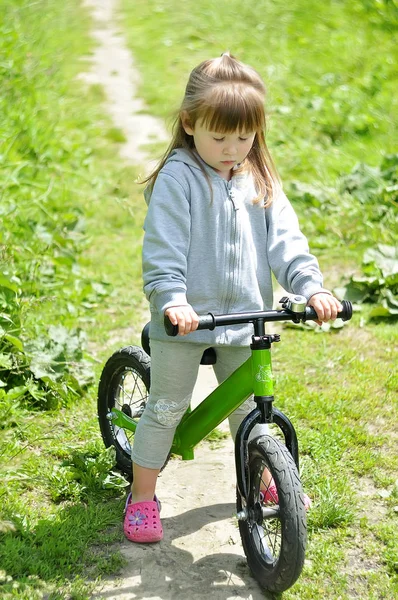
[224,145,236,156]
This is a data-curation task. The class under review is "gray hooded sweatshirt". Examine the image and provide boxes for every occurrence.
[142,148,324,345]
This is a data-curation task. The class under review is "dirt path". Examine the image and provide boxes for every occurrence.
[79,1,271,598]
[79,0,169,171]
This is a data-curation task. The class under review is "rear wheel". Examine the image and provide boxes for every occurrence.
[237,435,307,593]
[97,346,150,476]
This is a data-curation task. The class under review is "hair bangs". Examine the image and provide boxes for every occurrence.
[197,84,265,134]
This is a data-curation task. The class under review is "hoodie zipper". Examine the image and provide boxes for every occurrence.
[224,180,239,314]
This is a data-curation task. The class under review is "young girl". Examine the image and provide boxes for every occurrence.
[124,52,342,543]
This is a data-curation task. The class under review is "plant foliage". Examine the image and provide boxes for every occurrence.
[0,0,113,411]
[287,154,398,250]
[336,244,398,318]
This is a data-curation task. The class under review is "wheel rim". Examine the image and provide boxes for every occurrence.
[247,457,283,566]
[110,366,148,458]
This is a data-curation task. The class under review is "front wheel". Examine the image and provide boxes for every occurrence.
[237,435,307,593]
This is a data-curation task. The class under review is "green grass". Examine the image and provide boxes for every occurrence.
[119,0,397,183]
[270,318,398,598]
[205,427,230,449]
[0,1,143,597]
[0,0,397,598]
[119,0,398,261]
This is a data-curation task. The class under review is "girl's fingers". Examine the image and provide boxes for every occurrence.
[330,298,341,320]
[165,306,199,335]
[309,294,343,323]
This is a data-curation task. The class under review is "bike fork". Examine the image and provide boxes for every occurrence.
[235,331,300,503]
[234,397,300,503]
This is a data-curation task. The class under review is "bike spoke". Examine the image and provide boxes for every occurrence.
[262,516,281,557]
[251,523,274,563]
[129,372,143,401]
[244,460,283,563]
[116,371,147,409]
[111,368,149,455]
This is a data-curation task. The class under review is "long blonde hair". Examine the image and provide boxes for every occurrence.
[143,53,279,206]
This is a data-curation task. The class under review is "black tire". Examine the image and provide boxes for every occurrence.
[237,435,307,593]
[97,346,150,476]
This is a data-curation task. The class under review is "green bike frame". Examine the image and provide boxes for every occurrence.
[108,345,274,461]
[106,300,352,503]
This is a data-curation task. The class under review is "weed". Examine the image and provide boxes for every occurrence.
[47,446,126,503]
[309,480,355,530]
[204,427,230,449]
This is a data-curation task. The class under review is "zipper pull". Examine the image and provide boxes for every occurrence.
[227,181,239,210]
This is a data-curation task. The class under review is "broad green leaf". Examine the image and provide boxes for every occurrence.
[364,245,398,278]
[0,275,18,293]
[29,352,59,380]
[340,281,372,303]
[4,334,23,352]
[381,289,398,307]
[5,386,28,401]
[369,305,394,318]
[48,325,70,345]
[385,272,398,289]
[0,353,13,369]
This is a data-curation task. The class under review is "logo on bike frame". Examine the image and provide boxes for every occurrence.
[255,365,272,382]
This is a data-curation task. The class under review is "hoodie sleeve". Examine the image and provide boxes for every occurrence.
[266,190,325,300]
[142,171,191,314]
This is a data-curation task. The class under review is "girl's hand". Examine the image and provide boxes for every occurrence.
[165,305,199,336]
[308,293,343,325]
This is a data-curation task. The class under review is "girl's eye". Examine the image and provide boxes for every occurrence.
[239,137,249,141]
[213,137,225,142]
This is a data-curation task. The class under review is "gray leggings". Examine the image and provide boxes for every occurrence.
[132,340,262,469]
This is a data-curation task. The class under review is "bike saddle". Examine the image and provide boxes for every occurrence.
[141,322,217,365]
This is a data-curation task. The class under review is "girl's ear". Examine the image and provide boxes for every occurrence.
[181,111,194,136]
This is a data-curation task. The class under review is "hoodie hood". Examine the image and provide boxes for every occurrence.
[166,147,247,181]
[144,149,202,205]
[144,148,250,205]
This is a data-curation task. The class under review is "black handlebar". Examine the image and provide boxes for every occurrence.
[164,300,353,337]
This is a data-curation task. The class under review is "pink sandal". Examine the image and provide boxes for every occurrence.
[260,483,312,511]
[123,493,163,542]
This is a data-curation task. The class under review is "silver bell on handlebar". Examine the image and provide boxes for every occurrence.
[279,295,307,314]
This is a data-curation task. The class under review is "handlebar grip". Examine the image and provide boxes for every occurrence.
[164,313,217,336]
[339,300,353,321]
[305,300,353,322]
[164,316,179,337]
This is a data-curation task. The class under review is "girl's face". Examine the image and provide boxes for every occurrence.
[182,117,256,179]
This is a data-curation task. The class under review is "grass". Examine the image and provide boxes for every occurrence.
[119,0,397,183]
[204,427,230,449]
[0,0,397,599]
[0,0,144,597]
[119,0,398,261]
